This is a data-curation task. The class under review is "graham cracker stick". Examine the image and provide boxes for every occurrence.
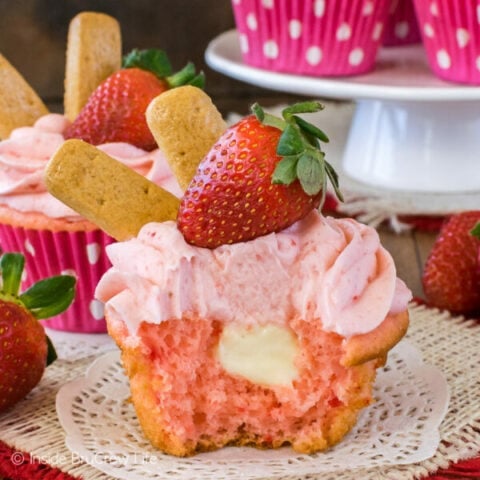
[45,139,180,241]
[146,85,227,191]
[0,54,49,139]
[64,12,122,121]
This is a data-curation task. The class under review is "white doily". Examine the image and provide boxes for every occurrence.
[56,339,449,480]
[45,328,116,362]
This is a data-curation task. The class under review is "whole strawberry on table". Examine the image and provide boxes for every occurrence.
[0,253,76,413]
[65,48,205,150]
[422,211,480,316]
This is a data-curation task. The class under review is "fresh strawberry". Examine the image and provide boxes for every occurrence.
[422,211,480,315]
[473,220,480,281]
[64,49,204,150]
[178,102,342,248]
[0,253,75,412]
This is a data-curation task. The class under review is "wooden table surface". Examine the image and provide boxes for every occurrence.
[379,227,435,300]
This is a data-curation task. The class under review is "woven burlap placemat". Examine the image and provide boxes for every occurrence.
[0,303,478,480]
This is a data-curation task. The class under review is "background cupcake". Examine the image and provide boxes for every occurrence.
[383,0,421,46]
[231,0,391,76]
[413,0,480,84]
[0,114,180,333]
[0,114,114,333]
[0,12,192,333]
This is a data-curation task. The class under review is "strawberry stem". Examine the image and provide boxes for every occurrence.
[0,253,24,297]
[252,102,343,204]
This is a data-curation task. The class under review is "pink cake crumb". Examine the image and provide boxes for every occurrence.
[111,313,378,455]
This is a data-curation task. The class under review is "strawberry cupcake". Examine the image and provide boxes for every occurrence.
[97,213,411,456]
[413,0,480,84]
[0,113,181,333]
[383,0,421,46]
[90,99,412,456]
[231,0,391,76]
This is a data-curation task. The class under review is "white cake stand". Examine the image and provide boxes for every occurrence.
[205,30,480,202]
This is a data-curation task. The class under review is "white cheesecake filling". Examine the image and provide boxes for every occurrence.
[217,324,299,386]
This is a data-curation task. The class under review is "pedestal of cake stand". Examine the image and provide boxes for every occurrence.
[342,99,480,193]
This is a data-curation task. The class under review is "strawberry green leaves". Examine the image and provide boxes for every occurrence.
[293,114,329,143]
[296,153,324,196]
[123,48,173,77]
[253,102,343,208]
[272,156,298,186]
[277,124,305,156]
[20,275,76,320]
[122,48,205,89]
[0,253,76,320]
[167,62,205,89]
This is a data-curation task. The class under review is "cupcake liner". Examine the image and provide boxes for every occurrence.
[383,0,421,46]
[413,0,480,84]
[0,224,114,333]
[231,0,390,76]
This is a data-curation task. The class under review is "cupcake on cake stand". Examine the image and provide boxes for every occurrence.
[206,30,480,218]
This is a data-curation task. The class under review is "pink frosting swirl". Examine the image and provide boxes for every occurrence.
[96,210,412,338]
[0,114,182,219]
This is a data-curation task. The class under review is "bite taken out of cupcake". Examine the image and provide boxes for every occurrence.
[0,11,207,332]
[45,85,412,457]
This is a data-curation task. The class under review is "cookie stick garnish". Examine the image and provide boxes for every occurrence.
[64,11,122,121]
[146,85,227,191]
[45,139,180,241]
[0,54,49,139]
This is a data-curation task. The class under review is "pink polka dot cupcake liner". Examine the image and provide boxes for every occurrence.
[383,0,421,46]
[0,225,114,333]
[231,0,391,77]
[413,0,480,84]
